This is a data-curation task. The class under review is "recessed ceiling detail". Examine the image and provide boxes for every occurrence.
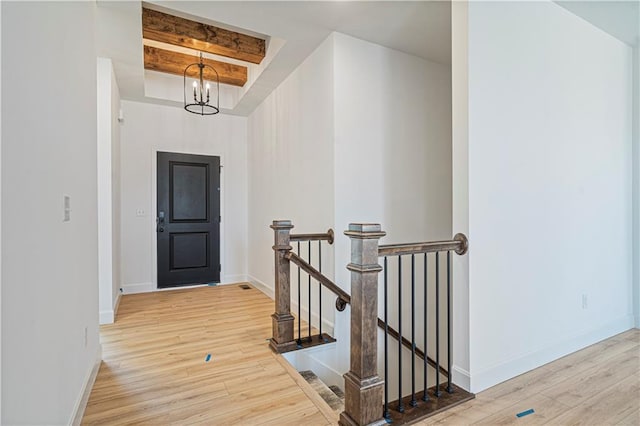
[142,7,266,65]
[144,46,248,87]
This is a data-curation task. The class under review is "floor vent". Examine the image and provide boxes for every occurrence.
[239,284,251,290]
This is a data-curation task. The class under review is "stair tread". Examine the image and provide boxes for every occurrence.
[299,370,345,413]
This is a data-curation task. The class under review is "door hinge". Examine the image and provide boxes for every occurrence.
[219,215,222,223]
[219,264,222,272]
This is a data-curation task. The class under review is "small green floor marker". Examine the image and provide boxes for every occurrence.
[516,409,534,418]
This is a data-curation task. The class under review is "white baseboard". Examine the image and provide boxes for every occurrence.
[70,345,102,426]
[452,365,471,392]
[222,274,248,285]
[99,309,114,325]
[248,274,274,299]
[113,290,121,320]
[99,291,122,324]
[121,276,249,295]
[470,314,635,393]
[121,282,155,294]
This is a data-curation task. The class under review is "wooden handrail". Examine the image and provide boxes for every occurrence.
[378,233,468,257]
[290,229,334,244]
[377,318,448,378]
[285,251,351,309]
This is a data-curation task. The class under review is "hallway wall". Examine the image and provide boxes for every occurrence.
[1,2,101,423]
[246,34,336,325]
[119,101,248,293]
[97,57,122,324]
[247,31,453,387]
[454,0,635,392]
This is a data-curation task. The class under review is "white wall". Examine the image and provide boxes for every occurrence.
[1,2,101,424]
[119,101,248,293]
[633,44,639,328]
[451,0,471,390]
[0,2,3,419]
[111,64,122,317]
[97,58,122,324]
[246,34,336,318]
[461,1,634,392]
[332,31,453,395]
[247,32,453,388]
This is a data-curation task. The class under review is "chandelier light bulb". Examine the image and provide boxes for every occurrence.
[184,52,220,116]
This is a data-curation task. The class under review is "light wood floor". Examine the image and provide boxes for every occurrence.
[84,284,640,425]
[421,328,640,425]
[82,284,333,426]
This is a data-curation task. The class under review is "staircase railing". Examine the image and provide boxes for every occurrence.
[269,220,472,425]
[269,220,340,353]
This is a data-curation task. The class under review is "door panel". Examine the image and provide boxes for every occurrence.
[171,164,208,221]
[157,152,220,288]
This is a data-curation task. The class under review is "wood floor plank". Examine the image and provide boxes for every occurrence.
[84,283,639,425]
[548,373,640,425]
[82,284,334,425]
[419,329,640,426]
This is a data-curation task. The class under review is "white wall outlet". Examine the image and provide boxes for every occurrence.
[136,209,145,217]
[63,195,71,222]
[582,294,588,309]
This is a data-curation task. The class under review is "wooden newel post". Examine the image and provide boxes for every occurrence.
[340,223,386,426]
[269,220,297,353]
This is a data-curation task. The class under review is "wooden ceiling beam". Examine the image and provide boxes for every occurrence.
[144,46,248,87]
[142,8,266,65]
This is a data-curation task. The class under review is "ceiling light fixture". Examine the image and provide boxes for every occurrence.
[184,52,219,116]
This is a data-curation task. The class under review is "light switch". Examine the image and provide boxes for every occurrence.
[64,195,71,222]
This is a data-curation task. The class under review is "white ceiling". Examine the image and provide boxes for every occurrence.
[96,1,452,116]
[556,1,640,46]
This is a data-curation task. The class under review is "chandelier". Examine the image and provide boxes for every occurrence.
[184,52,219,116]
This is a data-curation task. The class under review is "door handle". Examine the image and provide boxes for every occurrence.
[157,211,165,232]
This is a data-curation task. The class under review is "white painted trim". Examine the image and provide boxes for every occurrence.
[99,310,114,325]
[452,365,471,392]
[470,314,635,393]
[222,274,248,285]
[121,278,249,295]
[99,291,122,324]
[121,282,156,294]
[70,345,102,426]
[248,274,274,299]
[113,290,121,319]
[150,148,227,290]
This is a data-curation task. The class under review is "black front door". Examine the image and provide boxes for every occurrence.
[157,152,220,288]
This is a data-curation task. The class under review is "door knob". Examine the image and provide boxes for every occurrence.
[158,227,164,232]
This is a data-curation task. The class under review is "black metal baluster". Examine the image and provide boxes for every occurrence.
[410,254,417,407]
[383,256,390,420]
[423,252,429,401]
[435,251,441,397]
[297,241,301,346]
[308,241,312,341]
[398,255,404,413]
[447,250,453,393]
[318,240,323,340]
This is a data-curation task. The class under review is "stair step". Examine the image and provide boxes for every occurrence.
[300,370,345,413]
[328,384,344,400]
